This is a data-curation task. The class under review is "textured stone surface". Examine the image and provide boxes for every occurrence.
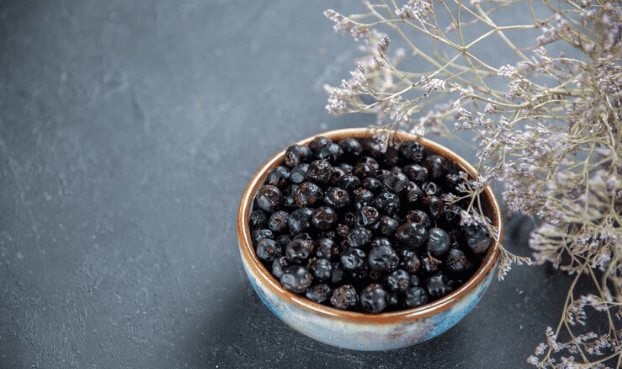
[0,1,579,368]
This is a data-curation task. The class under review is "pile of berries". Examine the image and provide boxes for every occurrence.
[248,135,493,313]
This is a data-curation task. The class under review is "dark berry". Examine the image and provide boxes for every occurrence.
[443,204,463,225]
[308,258,333,281]
[285,239,314,263]
[249,209,268,229]
[376,215,400,237]
[409,274,421,287]
[463,224,492,255]
[288,207,313,235]
[385,269,411,293]
[373,191,400,215]
[338,174,361,193]
[398,249,421,274]
[290,164,309,184]
[255,185,282,212]
[275,234,292,249]
[426,228,451,257]
[354,206,380,227]
[281,184,298,209]
[306,283,332,304]
[311,206,338,231]
[368,244,399,273]
[423,154,448,180]
[340,248,367,271]
[383,171,409,194]
[256,238,282,262]
[315,237,338,260]
[335,223,350,238]
[395,222,428,249]
[339,162,354,173]
[403,164,428,183]
[306,160,333,184]
[318,142,343,163]
[331,262,345,284]
[353,162,376,178]
[444,248,468,275]
[422,181,440,196]
[251,228,273,244]
[330,284,358,310]
[425,195,443,220]
[426,274,452,299]
[338,138,363,160]
[403,287,428,308]
[353,188,374,210]
[284,144,312,168]
[376,169,391,182]
[345,227,372,248]
[324,187,350,209]
[309,136,333,154]
[280,266,313,294]
[268,210,290,233]
[360,283,388,313]
[421,255,440,274]
[404,210,431,229]
[380,147,400,167]
[399,141,426,162]
[293,232,313,241]
[362,177,383,194]
[272,256,290,279]
[404,183,425,206]
[295,182,324,207]
[329,167,346,186]
[266,166,290,187]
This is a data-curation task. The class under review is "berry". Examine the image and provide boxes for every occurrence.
[385,269,411,293]
[306,160,333,184]
[403,287,428,308]
[340,248,367,271]
[338,174,361,193]
[310,206,338,231]
[309,136,333,154]
[422,181,440,196]
[285,239,314,263]
[308,258,333,281]
[444,248,468,275]
[256,239,281,262]
[426,274,452,299]
[281,184,298,209]
[353,188,374,210]
[423,154,448,180]
[268,210,290,233]
[306,283,332,304]
[248,209,268,228]
[295,182,324,207]
[373,191,400,215]
[266,166,290,187]
[368,244,399,273]
[324,187,350,209]
[362,177,383,194]
[425,195,444,220]
[251,228,273,244]
[426,228,451,257]
[399,141,426,162]
[318,142,343,163]
[404,183,425,206]
[290,164,309,184]
[354,206,380,227]
[376,215,400,237]
[383,171,409,194]
[329,166,346,186]
[280,266,313,294]
[360,283,388,313]
[338,138,363,161]
[345,227,372,248]
[421,255,440,275]
[463,223,492,255]
[395,222,428,249]
[398,249,421,274]
[255,185,282,212]
[404,210,431,229]
[272,256,290,279]
[284,144,312,168]
[315,237,338,260]
[353,162,376,178]
[275,235,292,249]
[403,164,428,183]
[330,284,359,310]
[288,207,314,235]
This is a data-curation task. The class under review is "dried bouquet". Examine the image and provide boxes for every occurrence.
[323,0,622,367]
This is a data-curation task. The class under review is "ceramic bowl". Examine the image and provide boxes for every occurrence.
[237,128,503,351]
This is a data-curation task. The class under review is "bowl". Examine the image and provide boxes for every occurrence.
[237,128,503,351]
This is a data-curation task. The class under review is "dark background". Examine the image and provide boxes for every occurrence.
[0,1,579,368]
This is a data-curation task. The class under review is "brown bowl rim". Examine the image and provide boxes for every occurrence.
[237,128,503,324]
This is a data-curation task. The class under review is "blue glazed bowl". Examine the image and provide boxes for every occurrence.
[237,128,503,351]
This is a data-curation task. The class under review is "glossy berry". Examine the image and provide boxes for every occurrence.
[404,183,424,206]
[324,187,350,209]
[330,262,345,284]
[266,166,290,187]
[338,174,361,193]
[329,166,346,186]
[248,209,268,228]
[463,224,492,255]
[362,177,383,194]
[256,239,281,262]
[422,181,440,196]
[353,162,376,178]
[251,228,273,244]
[404,210,431,230]
[399,141,426,162]
[306,160,333,184]
[383,171,409,194]
[395,222,428,249]
[376,215,400,237]
[353,188,374,210]
[338,138,363,160]
[330,284,358,310]
[354,206,380,227]
[281,184,298,209]
[426,228,451,257]
[444,248,468,275]
[409,274,421,287]
[268,210,290,233]
[271,256,290,279]
[318,142,343,163]
[425,195,444,220]
[426,274,452,299]
[398,249,421,274]
[403,164,428,183]
[280,266,313,294]
[305,283,332,304]
[295,182,324,207]
[308,258,332,281]
[368,244,399,273]
[315,237,338,260]
[421,255,440,275]
[345,227,372,248]
[385,269,411,293]
[423,154,448,180]
[284,144,312,168]
[288,207,314,235]
[340,248,367,271]
[285,239,314,263]
[255,185,282,212]
[403,287,428,308]
[290,164,309,184]
[275,234,292,249]
[360,283,388,313]
[373,191,400,215]
[311,206,338,231]
[309,136,333,154]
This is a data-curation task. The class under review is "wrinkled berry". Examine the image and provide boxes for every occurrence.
[318,142,343,163]
[256,185,282,212]
[423,154,448,180]
[353,188,374,210]
[383,171,409,194]
[295,182,324,207]
[385,269,411,293]
[422,181,440,196]
[324,187,350,209]
[426,274,452,299]
[272,256,290,279]
[376,215,400,237]
[340,248,367,271]
[256,238,281,262]
[444,248,468,275]
[311,206,338,231]
[306,160,333,184]
[281,184,298,209]
[315,237,338,260]
[306,283,332,304]
[395,222,428,249]
[290,164,309,184]
[268,210,290,233]
[251,228,273,244]
[286,239,314,263]
[368,244,399,273]
[338,174,361,193]
[331,284,358,310]
[345,227,372,248]
[463,223,492,255]
[373,191,400,215]
[288,207,314,235]
[360,283,388,313]
[362,177,383,194]
[404,210,431,229]
[266,166,290,187]
[281,266,313,293]
[426,228,451,257]
[403,287,428,308]
[249,209,268,228]
[398,249,421,274]
[284,144,312,168]
[403,164,428,183]
[399,142,426,162]
[354,206,380,227]
[309,258,333,281]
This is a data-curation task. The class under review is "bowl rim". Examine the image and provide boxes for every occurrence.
[237,128,503,324]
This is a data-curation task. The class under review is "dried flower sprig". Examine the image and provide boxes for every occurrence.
[324,0,622,367]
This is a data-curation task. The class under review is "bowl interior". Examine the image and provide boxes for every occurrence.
[237,128,503,322]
